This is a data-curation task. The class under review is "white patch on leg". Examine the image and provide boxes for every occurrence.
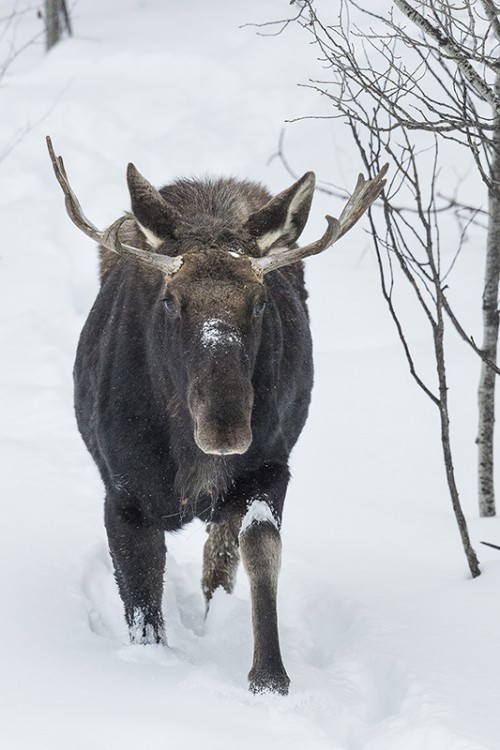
[240,499,279,535]
[129,608,158,645]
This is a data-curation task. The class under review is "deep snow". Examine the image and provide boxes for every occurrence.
[1,1,500,749]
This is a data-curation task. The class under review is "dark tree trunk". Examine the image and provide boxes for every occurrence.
[45,0,71,51]
[434,306,481,577]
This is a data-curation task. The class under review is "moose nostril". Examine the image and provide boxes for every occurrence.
[188,377,254,457]
[193,420,253,456]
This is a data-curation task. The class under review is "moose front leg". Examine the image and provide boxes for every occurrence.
[105,497,166,645]
[239,500,290,695]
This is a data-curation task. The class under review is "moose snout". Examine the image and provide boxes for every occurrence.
[194,419,253,455]
[188,378,254,456]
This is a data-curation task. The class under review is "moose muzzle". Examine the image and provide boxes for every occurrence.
[188,376,254,456]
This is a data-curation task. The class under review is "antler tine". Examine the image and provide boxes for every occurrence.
[250,163,388,277]
[336,162,389,240]
[46,136,183,276]
[47,135,103,243]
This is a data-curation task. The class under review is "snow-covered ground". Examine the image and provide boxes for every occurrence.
[1,1,499,748]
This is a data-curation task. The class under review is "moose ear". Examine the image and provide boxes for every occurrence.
[127,163,180,248]
[245,172,315,255]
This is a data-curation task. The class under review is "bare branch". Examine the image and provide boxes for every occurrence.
[393,0,500,114]
[268,129,349,199]
[480,0,500,42]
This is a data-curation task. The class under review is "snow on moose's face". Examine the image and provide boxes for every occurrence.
[199,318,242,351]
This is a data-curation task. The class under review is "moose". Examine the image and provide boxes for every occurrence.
[47,136,386,695]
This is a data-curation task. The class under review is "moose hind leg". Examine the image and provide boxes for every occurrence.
[105,498,166,645]
[202,521,240,607]
[239,501,290,695]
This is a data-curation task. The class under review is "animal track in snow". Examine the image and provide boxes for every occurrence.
[81,540,488,750]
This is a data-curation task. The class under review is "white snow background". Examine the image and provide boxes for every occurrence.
[1,1,500,748]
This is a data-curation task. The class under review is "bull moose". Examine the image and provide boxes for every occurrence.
[47,136,386,695]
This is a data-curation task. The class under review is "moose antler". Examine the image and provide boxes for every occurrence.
[250,163,389,277]
[47,136,387,279]
[46,136,183,276]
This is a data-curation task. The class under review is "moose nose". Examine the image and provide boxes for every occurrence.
[193,421,253,456]
[188,368,254,456]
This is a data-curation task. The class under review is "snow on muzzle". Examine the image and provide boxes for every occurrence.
[186,317,255,455]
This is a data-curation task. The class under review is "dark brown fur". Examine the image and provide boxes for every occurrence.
[75,170,315,694]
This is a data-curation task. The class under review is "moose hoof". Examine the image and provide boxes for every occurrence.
[248,668,290,696]
[128,608,166,646]
[129,625,166,646]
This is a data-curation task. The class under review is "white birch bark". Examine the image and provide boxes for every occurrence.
[393,0,500,117]
[477,68,500,518]
[391,0,500,517]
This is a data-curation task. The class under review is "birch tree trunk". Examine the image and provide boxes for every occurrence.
[45,0,61,51]
[478,68,500,517]
[290,0,500,519]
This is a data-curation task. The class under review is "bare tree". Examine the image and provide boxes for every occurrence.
[0,4,70,163]
[44,0,71,51]
[278,0,500,521]
[0,5,44,162]
[363,129,481,577]
[0,5,42,86]
[386,0,500,518]
[252,0,500,574]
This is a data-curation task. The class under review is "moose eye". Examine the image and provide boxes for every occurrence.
[163,296,180,317]
[253,299,267,317]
